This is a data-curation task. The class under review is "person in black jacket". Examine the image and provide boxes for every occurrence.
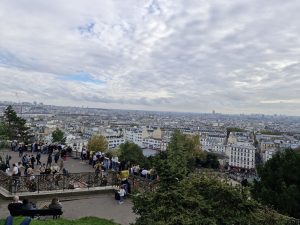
[46,154,52,168]
[30,156,36,169]
[7,196,23,213]
[54,152,60,164]
[36,152,41,165]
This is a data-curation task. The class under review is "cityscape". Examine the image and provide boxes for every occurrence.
[1,0,300,225]
[1,101,300,168]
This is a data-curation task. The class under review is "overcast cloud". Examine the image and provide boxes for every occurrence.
[1,0,300,115]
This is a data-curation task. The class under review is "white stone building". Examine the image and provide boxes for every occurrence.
[106,135,125,149]
[143,137,162,149]
[228,142,256,170]
[125,128,150,147]
[200,132,226,152]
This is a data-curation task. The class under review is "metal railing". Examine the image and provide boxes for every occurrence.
[0,170,119,194]
[0,169,157,194]
[0,171,11,192]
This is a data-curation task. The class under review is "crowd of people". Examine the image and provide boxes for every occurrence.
[3,141,67,176]
[76,148,160,204]
[5,140,159,180]
[0,141,72,192]
[1,140,159,206]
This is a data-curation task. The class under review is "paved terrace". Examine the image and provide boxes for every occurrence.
[0,150,137,225]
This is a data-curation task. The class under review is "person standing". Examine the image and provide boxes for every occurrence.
[18,146,23,157]
[11,141,17,152]
[21,154,28,167]
[5,155,11,168]
[36,152,41,165]
[5,167,11,176]
[31,142,37,153]
[118,185,126,204]
[30,156,36,169]
[17,162,22,176]
[49,144,54,155]
[12,164,19,177]
[54,152,60,164]
[26,166,34,177]
[39,163,46,174]
[94,161,102,176]
[46,154,52,168]
[22,144,27,155]
[59,158,64,171]
[81,148,87,160]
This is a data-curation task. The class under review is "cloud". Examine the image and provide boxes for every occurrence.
[0,0,300,115]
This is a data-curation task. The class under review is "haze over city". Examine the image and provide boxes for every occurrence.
[1,0,300,115]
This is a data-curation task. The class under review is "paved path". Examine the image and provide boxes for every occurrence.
[0,193,136,225]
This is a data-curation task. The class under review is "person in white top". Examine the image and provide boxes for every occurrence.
[12,164,19,176]
[12,195,22,203]
[141,169,148,178]
[118,185,126,204]
[5,167,11,176]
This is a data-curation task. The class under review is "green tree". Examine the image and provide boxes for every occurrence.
[252,149,300,218]
[132,130,292,225]
[87,135,108,152]
[133,172,292,225]
[0,122,8,140]
[119,141,147,167]
[3,105,30,143]
[259,130,281,135]
[52,128,66,144]
[0,122,9,149]
[201,153,220,169]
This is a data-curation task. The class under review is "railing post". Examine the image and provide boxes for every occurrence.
[63,174,65,191]
[88,173,91,189]
[37,175,40,193]
[13,177,16,194]
[9,177,13,194]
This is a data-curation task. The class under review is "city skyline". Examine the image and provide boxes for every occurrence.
[1,1,300,116]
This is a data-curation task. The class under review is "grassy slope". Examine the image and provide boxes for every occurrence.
[0,217,120,225]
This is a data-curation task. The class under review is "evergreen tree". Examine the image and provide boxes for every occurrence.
[3,105,30,143]
[0,122,9,149]
[0,122,8,140]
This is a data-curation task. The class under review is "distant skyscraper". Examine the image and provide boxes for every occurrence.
[212,110,215,114]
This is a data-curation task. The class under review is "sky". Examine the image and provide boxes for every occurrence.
[1,0,300,115]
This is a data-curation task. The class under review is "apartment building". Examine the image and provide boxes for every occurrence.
[228,142,256,170]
